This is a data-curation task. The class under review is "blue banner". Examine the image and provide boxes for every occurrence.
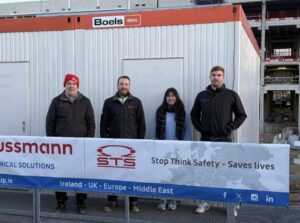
[0,174,289,207]
[0,136,290,207]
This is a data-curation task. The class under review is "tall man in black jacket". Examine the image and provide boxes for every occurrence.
[46,74,95,214]
[100,75,146,213]
[190,66,247,216]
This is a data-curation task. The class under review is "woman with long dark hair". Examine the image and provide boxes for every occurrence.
[155,87,191,211]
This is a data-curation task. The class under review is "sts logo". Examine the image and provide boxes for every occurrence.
[97,145,136,169]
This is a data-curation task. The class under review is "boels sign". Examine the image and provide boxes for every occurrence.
[93,15,141,28]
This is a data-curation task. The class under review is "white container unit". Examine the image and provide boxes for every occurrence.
[0,5,260,142]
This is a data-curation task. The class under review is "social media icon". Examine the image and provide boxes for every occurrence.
[251,193,259,202]
[236,193,242,201]
[266,195,274,203]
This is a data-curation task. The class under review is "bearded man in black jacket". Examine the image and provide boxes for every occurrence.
[100,75,146,213]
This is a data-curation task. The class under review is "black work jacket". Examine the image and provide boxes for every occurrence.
[46,91,95,137]
[190,85,247,138]
[100,93,146,139]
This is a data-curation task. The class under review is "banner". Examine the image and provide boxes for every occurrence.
[0,136,289,206]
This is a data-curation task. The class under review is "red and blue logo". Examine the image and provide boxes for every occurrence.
[97,145,136,169]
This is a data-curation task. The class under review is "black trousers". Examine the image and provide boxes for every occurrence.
[107,195,138,203]
[55,192,87,201]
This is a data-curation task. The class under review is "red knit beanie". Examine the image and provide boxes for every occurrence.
[64,74,79,87]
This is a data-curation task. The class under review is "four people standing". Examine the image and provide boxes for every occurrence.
[46,66,247,215]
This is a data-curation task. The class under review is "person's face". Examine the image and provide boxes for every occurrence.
[210,70,224,88]
[65,80,78,97]
[166,92,177,106]
[117,78,130,96]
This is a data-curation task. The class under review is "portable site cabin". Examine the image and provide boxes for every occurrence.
[0,5,260,142]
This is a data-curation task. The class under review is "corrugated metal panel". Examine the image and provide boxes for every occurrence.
[74,23,238,138]
[236,22,260,143]
[158,0,193,7]
[0,31,75,136]
[42,0,69,13]
[0,21,259,142]
[130,0,158,9]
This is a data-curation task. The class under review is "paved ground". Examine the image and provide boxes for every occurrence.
[0,190,299,223]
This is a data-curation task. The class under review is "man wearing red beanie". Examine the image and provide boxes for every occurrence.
[46,73,95,214]
[64,74,80,88]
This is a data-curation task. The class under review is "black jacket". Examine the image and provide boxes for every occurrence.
[100,93,146,139]
[190,85,247,138]
[46,91,95,137]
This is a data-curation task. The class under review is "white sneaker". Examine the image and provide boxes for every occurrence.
[157,201,166,211]
[195,202,210,214]
[234,205,240,217]
[166,200,177,210]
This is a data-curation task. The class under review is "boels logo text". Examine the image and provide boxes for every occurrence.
[93,15,141,28]
[97,145,136,169]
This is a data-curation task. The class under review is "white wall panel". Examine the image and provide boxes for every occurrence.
[71,0,97,11]
[236,22,260,142]
[158,0,193,7]
[0,0,127,15]
[130,0,158,9]
[41,0,69,13]
[14,1,42,14]
[0,31,75,136]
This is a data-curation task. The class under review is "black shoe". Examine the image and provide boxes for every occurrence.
[76,198,86,214]
[56,199,66,212]
[103,201,117,213]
